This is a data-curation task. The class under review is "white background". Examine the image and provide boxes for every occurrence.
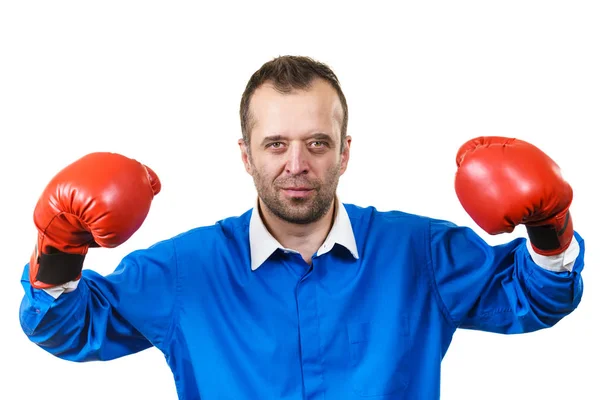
[1,1,598,399]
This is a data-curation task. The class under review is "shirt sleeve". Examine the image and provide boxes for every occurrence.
[426,219,585,334]
[19,238,179,362]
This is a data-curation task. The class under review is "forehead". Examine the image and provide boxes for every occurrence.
[248,79,343,140]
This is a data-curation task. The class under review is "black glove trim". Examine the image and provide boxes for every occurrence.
[35,252,85,286]
[525,211,570,252]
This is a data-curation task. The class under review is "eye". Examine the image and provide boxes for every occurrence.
[267,142,284,149]
[310,141,328,148]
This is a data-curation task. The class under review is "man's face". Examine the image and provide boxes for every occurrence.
[239,78,351,225]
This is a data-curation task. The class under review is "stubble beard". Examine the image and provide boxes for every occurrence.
[252,162,341,225]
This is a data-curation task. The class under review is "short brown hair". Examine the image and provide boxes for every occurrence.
[239,55,348,150]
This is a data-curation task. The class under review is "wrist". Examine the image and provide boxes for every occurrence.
[29,244,85,289]
[526,208,573,256]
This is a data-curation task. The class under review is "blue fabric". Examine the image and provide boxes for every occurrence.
[19,204,585,399]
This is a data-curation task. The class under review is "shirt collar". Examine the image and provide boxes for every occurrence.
[248,197,359,271]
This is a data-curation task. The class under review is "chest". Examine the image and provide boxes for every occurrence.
[172,248,438,398]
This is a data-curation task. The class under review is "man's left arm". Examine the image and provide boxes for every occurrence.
[427,218,585,334]
[430,136,587,333]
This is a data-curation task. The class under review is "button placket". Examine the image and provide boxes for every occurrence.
[295,260,325,399]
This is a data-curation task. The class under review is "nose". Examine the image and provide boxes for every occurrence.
[285,143,309,175]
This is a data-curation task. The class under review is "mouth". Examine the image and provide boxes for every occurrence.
[281,187,314,198]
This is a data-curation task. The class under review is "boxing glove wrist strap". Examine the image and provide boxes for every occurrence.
[526,209,573,256]
[35,252,85,285]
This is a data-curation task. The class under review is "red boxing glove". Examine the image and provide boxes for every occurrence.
[454,136,573,256]
[30,152,161,289]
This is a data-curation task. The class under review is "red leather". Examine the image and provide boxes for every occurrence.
[29,152,161,288]
[455,136,573,255]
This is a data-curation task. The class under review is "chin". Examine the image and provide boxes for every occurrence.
[285,196,314,206]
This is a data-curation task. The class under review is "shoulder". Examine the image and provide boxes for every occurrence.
[342,202,437,230]
[341,202,469,247]
[105,209,253,283]
[160,208,252,254]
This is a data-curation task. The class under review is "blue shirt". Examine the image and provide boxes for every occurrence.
[19,202,585,399]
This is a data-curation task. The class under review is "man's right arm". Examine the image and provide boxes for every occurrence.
[19,238,179,362]
[20,151,167,361]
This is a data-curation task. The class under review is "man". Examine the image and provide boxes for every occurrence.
[20,56,585,399]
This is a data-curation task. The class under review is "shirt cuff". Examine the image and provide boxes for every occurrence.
[526,235,580,273]
[42,279,81,299]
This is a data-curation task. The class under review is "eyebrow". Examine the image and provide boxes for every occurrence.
[261,133,335,146]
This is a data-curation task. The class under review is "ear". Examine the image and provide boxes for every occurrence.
[339,135,352,175]
[238,138,253,175]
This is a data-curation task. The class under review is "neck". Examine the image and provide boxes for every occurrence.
[259,198,336,262]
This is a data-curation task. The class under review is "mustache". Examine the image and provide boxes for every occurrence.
[275,178,319,189]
